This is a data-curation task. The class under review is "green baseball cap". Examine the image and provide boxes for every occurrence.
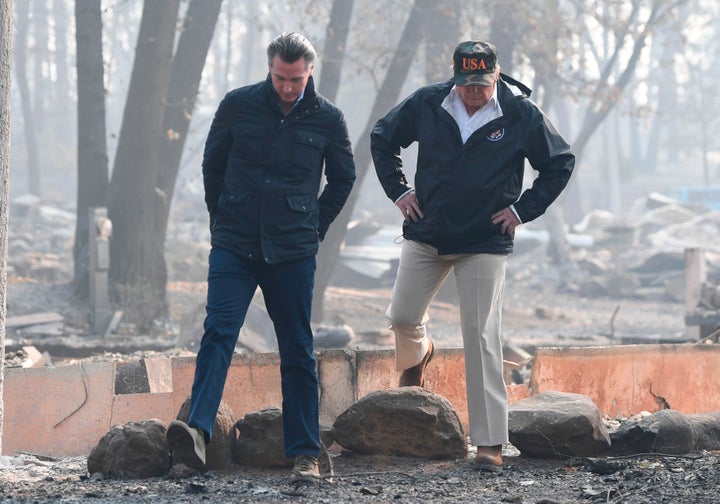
[452,40,498,86]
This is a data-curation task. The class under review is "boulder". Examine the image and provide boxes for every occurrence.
[87,419,170,479]
[332,388,466,459]
[610,410,720,455]
[233,407,333,467]
[509,391,610,458]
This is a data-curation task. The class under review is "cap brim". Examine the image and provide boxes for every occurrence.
[454,73,495,87]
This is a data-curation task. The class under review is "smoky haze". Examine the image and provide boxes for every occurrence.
[5,0,720,330]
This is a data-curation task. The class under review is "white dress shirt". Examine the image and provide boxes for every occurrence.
[441,85,502,144]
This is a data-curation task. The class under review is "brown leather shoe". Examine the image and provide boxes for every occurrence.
[291,454,320,482]
[167,420,207,471]
[399,341,435,387]
[475,445,502,472]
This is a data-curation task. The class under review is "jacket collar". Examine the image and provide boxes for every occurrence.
[432,78,521,120]
[265,74,318,109]
[495,79,521,118]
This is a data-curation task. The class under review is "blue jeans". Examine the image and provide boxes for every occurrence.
[187,247,320,458]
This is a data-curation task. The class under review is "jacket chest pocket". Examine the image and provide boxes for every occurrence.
[231,124,269,164]
[293,130,326,171]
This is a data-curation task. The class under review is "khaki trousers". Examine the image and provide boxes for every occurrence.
[387,239,509,446]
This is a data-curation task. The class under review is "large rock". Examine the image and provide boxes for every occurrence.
[87,419,170,479]
[627,250,685,273]
[689,412,720,451]
[234,407,289,468]
[509,391,610,458]
[332,388,467,459]
[174,398,235,470]
[610,410,720,455]
[233,407,334,467]
[313,324,355,348]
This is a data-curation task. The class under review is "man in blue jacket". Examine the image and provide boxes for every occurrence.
[167,32,356,481]
[371,40,574,471]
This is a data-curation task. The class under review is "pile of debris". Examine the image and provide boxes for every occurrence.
[5,190,720,359]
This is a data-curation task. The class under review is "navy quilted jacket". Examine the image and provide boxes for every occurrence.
[203,76,356,264]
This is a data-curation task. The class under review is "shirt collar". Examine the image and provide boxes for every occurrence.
[443,84,500,117]
[266,75,314,110]
[442,84,503,143]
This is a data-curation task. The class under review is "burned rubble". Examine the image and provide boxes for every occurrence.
[5,190,717,352]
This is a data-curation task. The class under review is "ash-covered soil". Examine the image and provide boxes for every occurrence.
[2,445,719,503]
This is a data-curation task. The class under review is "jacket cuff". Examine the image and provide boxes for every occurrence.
[393,188,415,204]
[509,204,522,223]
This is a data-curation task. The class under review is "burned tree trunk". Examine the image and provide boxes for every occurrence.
[425,0,460,83]
[0,0,14,454]
[312,0,433,323]
[152,0,222,311]
[312,0,355,323]
[107,0,181,330]
[73,0,109,300]
[154,0,223,241]
[317,0,354,102]
[13,1,40,196]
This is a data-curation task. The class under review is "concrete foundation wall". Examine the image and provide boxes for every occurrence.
[3,344,717,457]
[530,344,720,417]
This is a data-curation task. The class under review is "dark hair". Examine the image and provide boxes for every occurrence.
[267,32,316,68]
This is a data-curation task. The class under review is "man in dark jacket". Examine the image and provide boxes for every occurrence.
[371,40,574,471]
[167,32,356,481]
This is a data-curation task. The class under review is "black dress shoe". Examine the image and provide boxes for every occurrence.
[399,341,435,387]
